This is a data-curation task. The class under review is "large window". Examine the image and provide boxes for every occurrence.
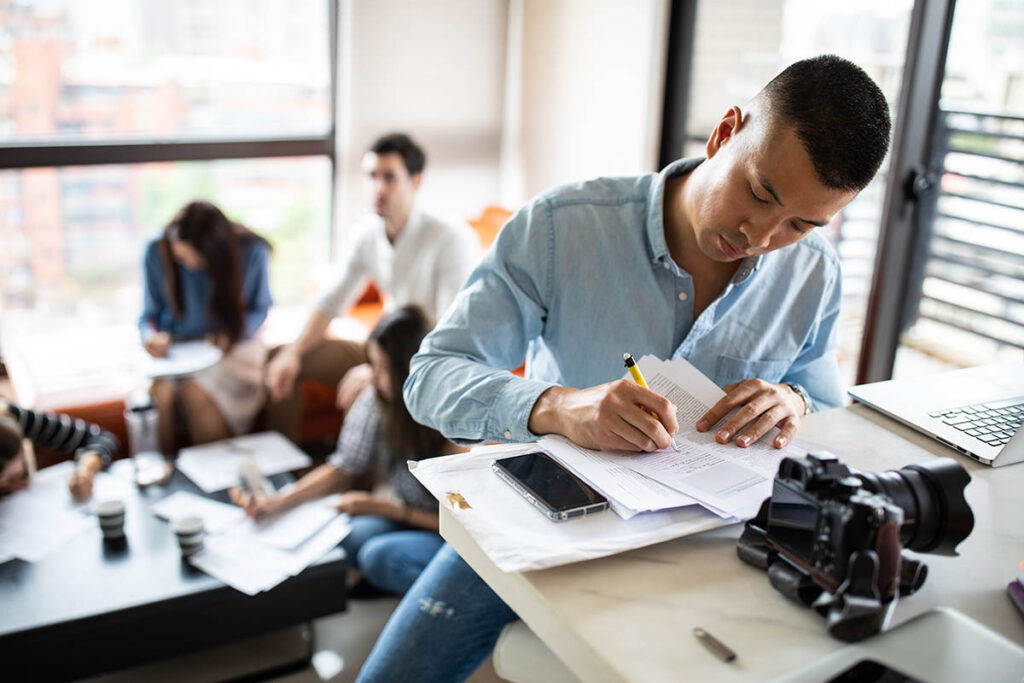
[0,0,335,340]
[891,0,1024,376]
[0,1,330,141]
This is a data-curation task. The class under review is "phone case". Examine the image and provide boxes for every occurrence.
[492,461,609,522]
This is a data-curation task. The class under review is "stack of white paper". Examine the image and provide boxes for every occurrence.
[158,492,351,596]
[411,445,731,572]
[150,491,246,534]
[0,461,133,563]
[176,432,312,493]
[535,355,813,521]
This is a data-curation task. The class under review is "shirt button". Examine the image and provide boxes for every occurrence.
[662,261,671,269]
[678,292,688,301]
[504,431,513,439]
[651,257,659,265]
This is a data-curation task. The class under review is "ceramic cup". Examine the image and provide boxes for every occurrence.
[96,499,126,540]
[172,515,204,556]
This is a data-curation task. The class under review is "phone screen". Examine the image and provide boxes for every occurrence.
[493,452,607,519]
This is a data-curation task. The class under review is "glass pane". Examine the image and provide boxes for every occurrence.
[893,0,1024,377]
[0,0,330,142]
[0,156,331,329]
[685,0,914,389]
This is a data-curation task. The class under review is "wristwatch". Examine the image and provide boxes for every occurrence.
[785,383,810,415]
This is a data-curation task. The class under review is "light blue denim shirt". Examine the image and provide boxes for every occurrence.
[404,158,843,444]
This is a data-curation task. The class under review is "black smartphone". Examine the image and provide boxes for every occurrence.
[492,452,609,522]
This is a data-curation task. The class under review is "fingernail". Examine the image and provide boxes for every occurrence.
[696,420,707,430]
[716,430,730,441]
[777,436,787,447]
[738,436,750,446]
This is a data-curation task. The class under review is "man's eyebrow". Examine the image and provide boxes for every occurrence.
[758,174,828,228]
[757,175,784,207]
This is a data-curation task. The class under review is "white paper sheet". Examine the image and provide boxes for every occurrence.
[410,449,734,572]
[189,505,351,595]
[142,340,223,379]
[538,435,697,518]
[0,461,115,562]
[176,432,312,493]
[149,491,247,534]
[613,356,812,518]
[247,496,339,550]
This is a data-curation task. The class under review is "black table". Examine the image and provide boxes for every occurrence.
[0,469,347,680]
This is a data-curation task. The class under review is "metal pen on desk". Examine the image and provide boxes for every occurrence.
[693,627,737,663]
[623,353,680,452]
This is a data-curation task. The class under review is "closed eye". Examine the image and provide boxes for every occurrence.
[748,183,770,204]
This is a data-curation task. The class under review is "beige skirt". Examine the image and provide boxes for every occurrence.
[193,338,268,436]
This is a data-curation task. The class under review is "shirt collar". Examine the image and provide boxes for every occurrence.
[377,207,423,248]
[647,157,762,282]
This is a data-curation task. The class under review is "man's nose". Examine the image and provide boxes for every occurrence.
[739,220,773,249]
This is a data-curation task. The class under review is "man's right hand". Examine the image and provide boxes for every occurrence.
[265,348,301,402]
[528,380,678,452]
[143,332,171,358]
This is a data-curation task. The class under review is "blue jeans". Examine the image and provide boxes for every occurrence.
[357,543,518,683]
[339,515,445,595]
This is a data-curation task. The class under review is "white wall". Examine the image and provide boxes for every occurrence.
[334,0,509,241]
[333,0,671,247]
[505,0,670,203]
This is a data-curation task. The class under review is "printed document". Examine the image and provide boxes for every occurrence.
[176,432,312,493]
[610,356,809,518]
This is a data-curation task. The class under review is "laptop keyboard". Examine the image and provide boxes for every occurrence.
[930,397,1024,448]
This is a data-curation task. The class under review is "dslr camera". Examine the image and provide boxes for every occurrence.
[737,452,974,642]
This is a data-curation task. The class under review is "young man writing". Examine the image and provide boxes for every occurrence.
[358,55,892,682]
[264,133,481,441]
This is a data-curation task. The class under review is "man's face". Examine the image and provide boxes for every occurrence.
[686,110,856,263]
[362,151,421,222]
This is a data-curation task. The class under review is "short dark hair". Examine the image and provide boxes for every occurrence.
[370,133,427,177]
[760,55,891,192]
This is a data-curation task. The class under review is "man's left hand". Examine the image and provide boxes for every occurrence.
[696,380,806,449]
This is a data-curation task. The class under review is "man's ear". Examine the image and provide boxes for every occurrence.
[411,173,423,190]
[705,106,744,158]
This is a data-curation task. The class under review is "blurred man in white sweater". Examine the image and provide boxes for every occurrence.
[265,133,482,443]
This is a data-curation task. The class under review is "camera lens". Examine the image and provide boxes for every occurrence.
[857,458,974,555]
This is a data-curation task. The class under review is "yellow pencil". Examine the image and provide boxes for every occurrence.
[624,353,680,452]
[623,353,657,418]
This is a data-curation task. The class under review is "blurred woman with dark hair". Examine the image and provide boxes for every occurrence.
[230,305,459,595]
[140,200,272,453]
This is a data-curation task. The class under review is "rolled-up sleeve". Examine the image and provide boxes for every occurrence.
[403,199,558,444]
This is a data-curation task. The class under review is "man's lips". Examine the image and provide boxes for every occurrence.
[718,235,747,259]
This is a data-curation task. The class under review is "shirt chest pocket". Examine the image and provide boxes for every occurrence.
[714,354,792,388]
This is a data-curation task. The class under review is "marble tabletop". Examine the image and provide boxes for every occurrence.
[440,403,1024,682]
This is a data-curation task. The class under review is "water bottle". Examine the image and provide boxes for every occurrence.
[124,390,165,485]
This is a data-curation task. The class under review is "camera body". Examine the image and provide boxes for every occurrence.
[738,452,973,642]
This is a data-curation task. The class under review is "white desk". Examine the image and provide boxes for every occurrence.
[440,404,1024,682]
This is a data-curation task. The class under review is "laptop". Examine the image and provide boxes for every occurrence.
[848,362,1024,467]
